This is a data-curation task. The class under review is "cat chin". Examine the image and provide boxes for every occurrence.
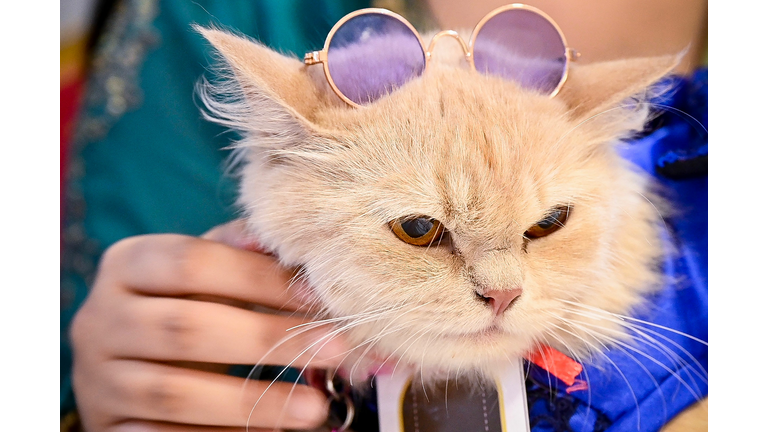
[339,350,522,386]
[343,330,535,379]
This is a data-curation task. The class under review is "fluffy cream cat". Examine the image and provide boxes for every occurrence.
[196,26,706,429]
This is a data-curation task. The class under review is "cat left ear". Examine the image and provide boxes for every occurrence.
[195,26,337,148]
[558,54,682,122]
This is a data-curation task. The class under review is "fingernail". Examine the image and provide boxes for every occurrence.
[235,236,270,253]
[290,389,328,425]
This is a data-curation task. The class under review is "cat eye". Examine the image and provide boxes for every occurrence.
[390,216,446,246]
[524,205,571,239]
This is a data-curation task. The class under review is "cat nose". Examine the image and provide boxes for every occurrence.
[477,288,522,317]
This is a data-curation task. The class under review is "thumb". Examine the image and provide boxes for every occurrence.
[201,219,270,254]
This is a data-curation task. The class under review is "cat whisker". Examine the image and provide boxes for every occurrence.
[559,299,708,346]
[559,312,703,402]
[245,308,409,431]
[545,315,645,431]
[275,310,421,427]
[388,326,435,380]
[636,190,668,229]
[347,320,421,383]
[342,304,435,383]
[346,304,433,377]
[563,314,705,402]
[283,304,404,332]
[641,102,708,136]
[267,320,372,432]
[542,328,595,432]
[245,306,406,388]
[444,368,451,414]
[560,305,708,384]
[252,300,428,432]
[550,313,676,421]
[557,301,708,400]
[418,326,450,402]
[530,340,555,397]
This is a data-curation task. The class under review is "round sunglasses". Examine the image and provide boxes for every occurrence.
[304,3,579,107]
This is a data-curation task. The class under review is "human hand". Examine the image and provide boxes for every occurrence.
[70,220,348,431]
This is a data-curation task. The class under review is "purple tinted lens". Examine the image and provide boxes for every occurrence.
[327,13,425,105]
[473,8,567,94]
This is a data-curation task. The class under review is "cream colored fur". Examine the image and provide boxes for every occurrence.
[197,27,684,385]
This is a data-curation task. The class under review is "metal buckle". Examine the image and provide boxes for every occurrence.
[325,369,355,432]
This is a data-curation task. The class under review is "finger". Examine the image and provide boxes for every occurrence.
[113,421,274,432]
[200,221,322,314]
[100,235,311,311]
[201,219,269,254]
[104,360,329,429]
[108,296,349,367]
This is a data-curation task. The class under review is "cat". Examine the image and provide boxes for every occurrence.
[195,25,707,431]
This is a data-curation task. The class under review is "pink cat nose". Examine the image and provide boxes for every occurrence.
[477,288,523,317]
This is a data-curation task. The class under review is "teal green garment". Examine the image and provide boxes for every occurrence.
[60,0,370,416]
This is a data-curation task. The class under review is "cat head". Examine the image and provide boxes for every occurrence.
[197,26,678,380]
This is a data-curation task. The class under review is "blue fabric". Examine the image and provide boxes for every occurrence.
[526,69,708,432]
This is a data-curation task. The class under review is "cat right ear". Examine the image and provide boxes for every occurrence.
[195,26,338,149]
[558,54,682,124]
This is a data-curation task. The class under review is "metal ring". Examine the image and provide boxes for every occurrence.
[325,368,342,400]
[337,393,355,431]
[324,369,355,431]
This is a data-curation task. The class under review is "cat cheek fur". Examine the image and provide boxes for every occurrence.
[197,27,678,379]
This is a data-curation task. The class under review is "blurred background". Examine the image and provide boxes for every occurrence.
[61,0,101,194]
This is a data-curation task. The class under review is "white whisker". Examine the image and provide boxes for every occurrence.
[556,312,703,402]
[545,316,644,431]
[560,299,708,346]
[561,306,708,385]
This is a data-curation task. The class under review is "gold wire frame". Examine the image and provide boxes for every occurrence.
[304,8,428,108]
[468,3,577,98]
[304,4,578,107]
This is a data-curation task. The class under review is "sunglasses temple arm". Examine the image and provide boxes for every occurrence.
[304,50,328,65]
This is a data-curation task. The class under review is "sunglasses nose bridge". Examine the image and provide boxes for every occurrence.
[426,30,472,66]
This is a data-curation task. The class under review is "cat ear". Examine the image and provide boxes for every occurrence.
[558,54,682,122]
[195,26,336,148]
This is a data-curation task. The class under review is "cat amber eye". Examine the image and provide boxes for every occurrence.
[305,4,578,107]
[390,216,446,246]
[524,205,571,239]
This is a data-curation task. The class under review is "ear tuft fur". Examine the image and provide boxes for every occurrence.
[195,26,329,150]
[559,54,682,122]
